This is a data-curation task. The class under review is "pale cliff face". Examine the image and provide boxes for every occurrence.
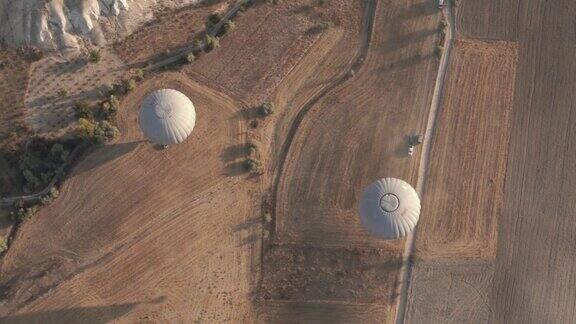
[0,0,199,54]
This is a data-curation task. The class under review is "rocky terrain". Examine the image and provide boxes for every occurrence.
[0,0,202,54]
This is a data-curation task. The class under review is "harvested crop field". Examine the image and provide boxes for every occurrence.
[455,0,519,41]
[0,72,260,322]
[414,40,518,260]
[185,0,342,104]
[275,0,440,248]
[491,0,576,322]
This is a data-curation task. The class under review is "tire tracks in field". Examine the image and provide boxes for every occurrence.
[271,0,378,231]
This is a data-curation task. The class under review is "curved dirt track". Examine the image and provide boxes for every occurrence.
[275,0,440,249]
[0,72,260,322]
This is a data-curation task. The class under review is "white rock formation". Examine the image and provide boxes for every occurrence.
[0,0,200,54]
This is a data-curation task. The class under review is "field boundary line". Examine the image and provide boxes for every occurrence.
[394,1,456,323]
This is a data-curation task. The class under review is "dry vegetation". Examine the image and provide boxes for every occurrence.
[414,40,518,260]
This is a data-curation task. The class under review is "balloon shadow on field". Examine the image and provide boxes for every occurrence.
[75,140,146,174]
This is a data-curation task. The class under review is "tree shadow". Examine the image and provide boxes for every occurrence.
[378,52,434,73]
[0,297,165,324]
[232,217,261,232]
[223,160,247,177]
[399,0,438,20]
[220,144,247,163]
[379,28,437,53]
[74,141,145,174]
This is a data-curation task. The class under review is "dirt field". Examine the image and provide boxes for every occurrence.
[0,72,261,322]
[275,0,440,248]
[490,0,576,322]
[259,300,395,324]
[185,0,332,105]
[114,1,227,65]
[413,40,518,260]
[455,0,519,41]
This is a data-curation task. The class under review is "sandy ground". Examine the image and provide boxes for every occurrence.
[0,72,260,322]
[455,0,519,41]
[414,40,518,260]
[275,0,440,249]
[24,50,126,136]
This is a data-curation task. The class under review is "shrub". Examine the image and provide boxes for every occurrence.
[258,102,274,117]
[223,20,236,34]
[74,101,93,119]
[40,187,60,205]
[79,119,119,144]
[57,88,68,98]
[0,237,7,253]
[88,50,101,63]
[204,35,220,52]
[264,212,272,223]
[183,53,196,64]
[244,158,262,174]
[123,78,136,93]
[134,68,145,81]
[11,204,38,222]
[247,142,258,156]
[317,0,329,5]
[100,95,119,120]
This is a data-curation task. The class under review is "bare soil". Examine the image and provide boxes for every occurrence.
[275,0,440,249]
[0,72,260,322]
[414,40,518,260]
[455,0,519,41]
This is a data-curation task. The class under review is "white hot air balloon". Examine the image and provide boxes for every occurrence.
[139,89,196,146]
[359,178,421,240]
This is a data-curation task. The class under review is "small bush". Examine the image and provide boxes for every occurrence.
[247,142,258,156]
[317,0,329,5]
[57,88,68,98]
[223,20,236,33]
[250,120,259,128]
[74,101,93,119]
[0,237,7,253]
[264,213,272,223]
[258,102,274,117]
[40,187,60,205]
[88,50,101,63]
[78,119,118,144]
[100,95,120,120]
[134,68,145,81]
[123,78,136,93]
[11,204,38,222]
[183,53,196,64]
[204,35,220,52]
[244,158,262,173]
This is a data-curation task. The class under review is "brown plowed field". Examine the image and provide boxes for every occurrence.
[455,0,519,41]
[258,300,394,324]
[491,0,576,322]
[276,0,440,248]
[0,72,260,322]
[414,40,518,260]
